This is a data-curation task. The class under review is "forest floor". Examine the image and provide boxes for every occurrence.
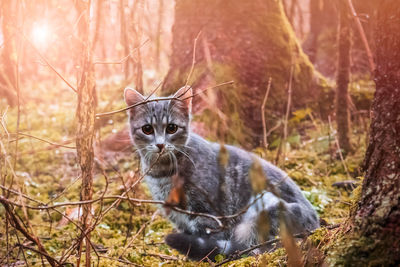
[0,78,371,266]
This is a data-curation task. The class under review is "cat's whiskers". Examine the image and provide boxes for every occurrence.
[133,147,147,155]
[166,151,176,176]
[174,146,196,169]
[170,152,178,176]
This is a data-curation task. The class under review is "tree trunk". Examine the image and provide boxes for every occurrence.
[304,0,323,63]
[130,0,144,93]
[303,0,337,76]
[336,0,353,155]
[120,0,131,80]
[155,0,164,72]
[328,1,400,265]
[163,0,330,148]
[75,1,96,267]
[0,1,17,106]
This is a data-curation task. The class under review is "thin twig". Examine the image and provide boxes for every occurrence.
[143,80,163,101]
[93,39,149,65]
[185,31,202,87]
[328,116,351,178]
[95,81,234,117]
[0,200,59,266]
[261,77,272,149]
[282,58,295,163]
[346,0,375,72]
[119,210,159,258]
[20,32,77,93]
[7,132,76,149]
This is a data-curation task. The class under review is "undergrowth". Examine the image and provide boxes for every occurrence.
[0,79,369,266]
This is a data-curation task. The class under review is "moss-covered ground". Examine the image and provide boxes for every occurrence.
[0,77,372,266]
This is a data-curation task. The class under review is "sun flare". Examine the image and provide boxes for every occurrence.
[31,23,51,48]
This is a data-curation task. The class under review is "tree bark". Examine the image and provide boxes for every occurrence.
[336,0,353,155]
[328,1,400,265]
[75,1,96,267]
[163,0,329,148]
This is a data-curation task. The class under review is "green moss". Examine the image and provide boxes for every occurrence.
[0,73,371,266]
[257,248,287,266]
[308,228,329,247]
[327,231,397,266]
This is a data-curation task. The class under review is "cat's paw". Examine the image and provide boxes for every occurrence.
[165,233,220,261]
[165,233,190,253]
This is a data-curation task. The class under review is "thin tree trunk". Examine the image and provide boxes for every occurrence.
[75,1,96,267]
[120,0,131,80]
[0,1,17,106]
[304,0,321,63]
[336,0,353,155]
[92,0,104,51]
[130,0,143,93]
[155,0,164,72]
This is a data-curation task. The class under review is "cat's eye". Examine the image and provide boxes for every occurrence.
[166,124,178,134]
[142,125,154,135]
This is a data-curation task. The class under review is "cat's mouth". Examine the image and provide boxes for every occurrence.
[148,151,176,165]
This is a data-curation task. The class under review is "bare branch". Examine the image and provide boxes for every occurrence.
[7,132,76,149]
[261,77,272,149]
[95,81,234,117]
[20,32,78,93]
[0,199,60,266]
[185,31,202,87]
[93,39,149,65]
[347,0,375,72]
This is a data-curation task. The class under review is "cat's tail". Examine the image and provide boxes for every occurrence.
[165,233,244,261]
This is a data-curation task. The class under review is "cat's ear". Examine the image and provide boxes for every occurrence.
[173,86,192,112]
[124,87,144,106]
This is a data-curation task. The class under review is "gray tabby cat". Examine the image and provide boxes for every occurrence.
[124,86,319,261]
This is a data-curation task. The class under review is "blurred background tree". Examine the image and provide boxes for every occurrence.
[162,0,330,148]
[0,1,18,106]
[327,1,400,264]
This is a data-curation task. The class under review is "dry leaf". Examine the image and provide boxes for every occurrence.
[164,174,186,213]
[279,203,304,266]
[249,158,267,194]
[257,210,271,242]
[218,143,229,167]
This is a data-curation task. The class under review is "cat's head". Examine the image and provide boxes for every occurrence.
[124,86,192,163]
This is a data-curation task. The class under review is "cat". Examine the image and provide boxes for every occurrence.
[124,86,320,261]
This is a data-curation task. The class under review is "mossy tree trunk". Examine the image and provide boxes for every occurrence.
[336,0,353,155]
[328,1,400,265]
[163,0,329,148]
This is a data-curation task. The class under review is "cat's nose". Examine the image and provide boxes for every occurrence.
[156,144,165,152]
